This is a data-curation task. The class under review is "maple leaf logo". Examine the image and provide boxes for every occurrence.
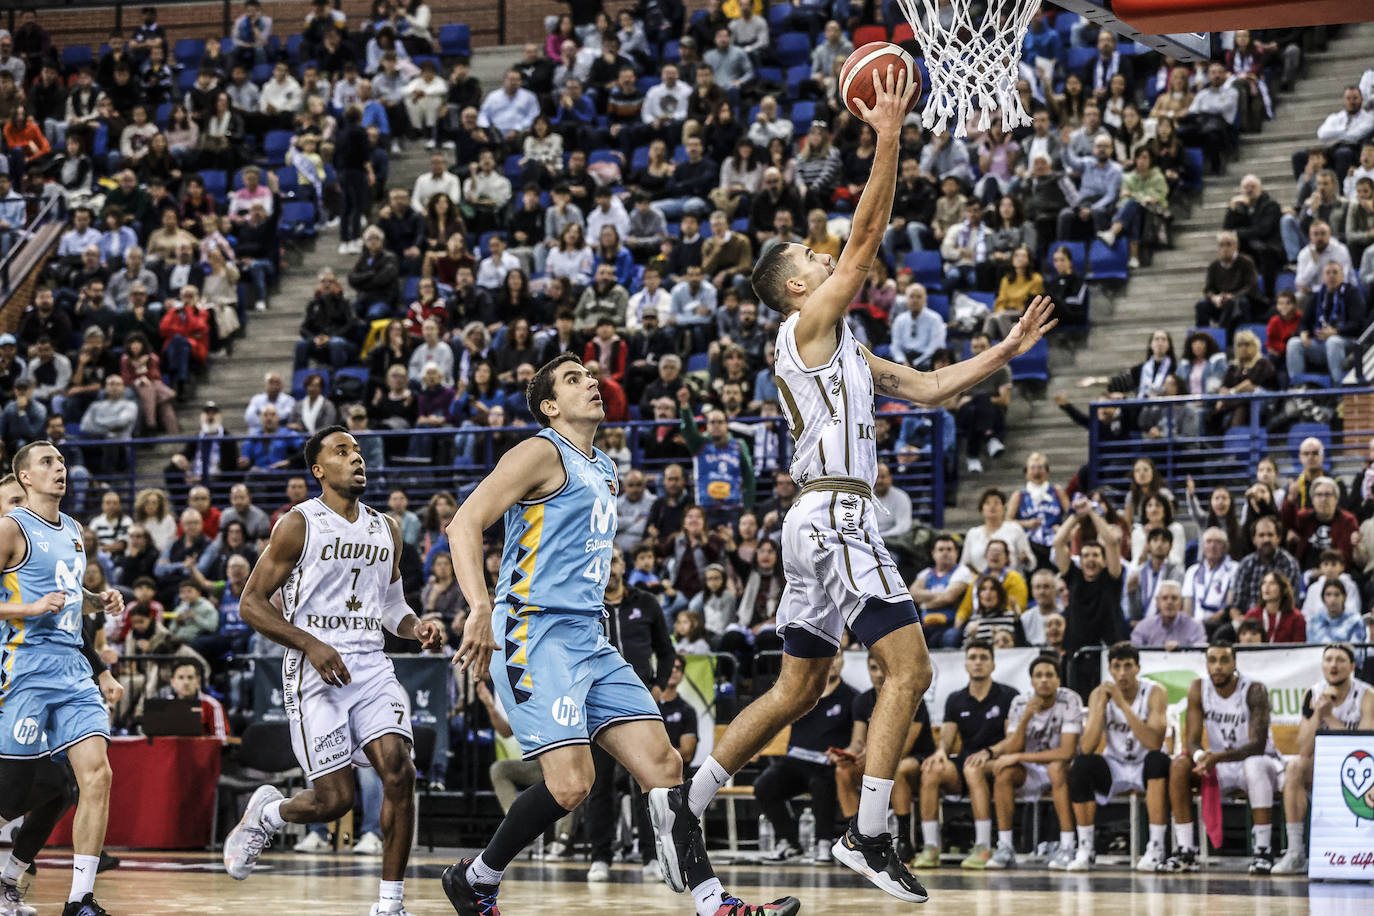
[345,594,361,614]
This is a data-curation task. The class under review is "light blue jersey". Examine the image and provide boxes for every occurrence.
[497,428,619,616]
[0,506,105,758]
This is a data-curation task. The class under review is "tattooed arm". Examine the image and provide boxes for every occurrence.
[1212,681,1272,764]
[860,296,1057,407]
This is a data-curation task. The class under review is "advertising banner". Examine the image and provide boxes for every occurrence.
[1309,730,1374,881]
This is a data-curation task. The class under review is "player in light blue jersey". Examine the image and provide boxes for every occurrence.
[0,443,124,916]
[441,354,799,916]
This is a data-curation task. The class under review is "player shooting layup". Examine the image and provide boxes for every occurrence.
[442,355,797,916]
[224,426,444,916]
[0,443,124,916]
[649,66,1056,904]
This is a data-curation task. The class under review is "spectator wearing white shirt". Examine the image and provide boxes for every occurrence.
[1294,220,1353,298]
[1307,86,1374,180]
[747,95,793,149]
[1180,527,1238,630]
[242,372,295,436]
[403,60,447,140]
[475,234,520,291]
[642,64,691,136]
[586,188,631,245]
[1343,142,1374,199]
[412,153,462,211]
[1180,62,1239,173]
[461,149,512,234]
[258,62,303,128]
[627,265,671,331]
[728,5,769,55]
[407,317,454,384]
[477,69,540,139]
[961,487,1036,574]
[872,463,913,543]
[331,66,363,110]
[888,283,946,370]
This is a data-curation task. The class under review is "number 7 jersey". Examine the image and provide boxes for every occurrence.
[497,428,619,616]
[0,507,87,673]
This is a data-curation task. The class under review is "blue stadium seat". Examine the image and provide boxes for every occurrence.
[925,294,950,320]
[503,154,523,181]
[756,68,783,86]
[1222,427,1255,459]
[689,9,708,25]
[1047,241,1086,276]
[154,103,172,127]
[262,130,294,167]
[965,291,996,313]
[178,69,200,92]
[402,276,420,304]
[1053,11,1079,43]
[1239,323,1267,346]
[174,39,205,65]
[663,41,681,63]
[1291,372,1332,388]
[1272,271,1297,298]
[903,250,944,290]
[412,55,441,73]
[873,344,893,360]
[1191,326,1227,352]
[785,65,811,96]
[746,105,762,124]
[1010,338,1049,384]
[1066,46,1097,73]
[672,144,689,164]
[286,34,303,63]
[438,24,471,57]
[776,33,811,67]
[275,165,300,189]
[251,63,273,84]
[1181,148,1205,193]
[199,170,228,199]
[686,353,710,373]
[790,101,816,134]
[768,4,792,32]
[61,45,93,73]
[1086,238,1128,282]
[220,38,235,56]
[277,200,319,238]
[334,366,369,391]
[292,368,331,399]
[589,150,623,167]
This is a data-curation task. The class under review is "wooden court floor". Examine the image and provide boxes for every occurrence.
[14,851,1371,915]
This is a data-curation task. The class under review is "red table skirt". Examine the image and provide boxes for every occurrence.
[50,736,222,849]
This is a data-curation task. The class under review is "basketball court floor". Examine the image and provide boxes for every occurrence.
[14,850,1371,914]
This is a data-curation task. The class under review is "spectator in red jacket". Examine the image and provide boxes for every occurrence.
[3,108,49,176]
[583,316,628,385]
[1288,475,1360,569]
[158,285,211,393]
[1242,570,1307,643]
[585,359,627,422]
[1264,289,1301,361]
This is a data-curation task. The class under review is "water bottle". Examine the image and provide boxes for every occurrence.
[757,815,775,854]
[798,808,816,854]
[532,832,545,860]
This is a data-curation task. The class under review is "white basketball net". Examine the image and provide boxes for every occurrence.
[892,0,1039,138]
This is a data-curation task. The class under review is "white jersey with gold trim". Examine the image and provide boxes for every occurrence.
[773,313,879,487]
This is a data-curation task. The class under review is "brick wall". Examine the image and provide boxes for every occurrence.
[18,0,713,57]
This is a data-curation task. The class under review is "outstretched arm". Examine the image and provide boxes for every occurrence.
[794,66,916,365]
[861,296,1057,407]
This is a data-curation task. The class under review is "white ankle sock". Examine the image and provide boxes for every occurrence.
[1059,831,1075,851]
[997,830,1013,849]
[467,853,504,887]
[857,776,894,837]
[974,819,992,848]
[1076,826,1094,850]
[261,798,286,832]
[921,820,940,848]
[691,877,726,916]
[1253,823,1272,851]
[1,856,29,885]
[1149,824,1166,849]
[688,757,731,818]
[379,879,404,905]
[1173,822,1194,852]
[1286,823,1305,853]
[69,855,98,903]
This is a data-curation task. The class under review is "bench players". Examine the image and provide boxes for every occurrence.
[966,654,1083,870]
[1272,642,1374,874]
[1065,642,1169,871]
[1163,640,1284,875]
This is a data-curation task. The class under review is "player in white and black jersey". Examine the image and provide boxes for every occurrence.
[1065,642,1168,872]
[223,426,444,916]
[967,654,1083,870]
[1272,643,1374,874]
[1163,641,1283,876]
[654,65,1057,907]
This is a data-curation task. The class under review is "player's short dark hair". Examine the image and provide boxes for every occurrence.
[1145,526,1173,545]
[932,534,958,552]
[751,243,797,314]
[1107,641,1139,665]
[171,658,203,679]
[0,474,15,488]
[304,425,351,481]
[1208,638,1238,657]
[965,638,994,660]
[527,353,583,428]
[12,440,57,483]
[1029,653,1061,680]
[1325,642,1356,664]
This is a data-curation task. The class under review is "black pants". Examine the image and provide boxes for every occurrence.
[956,394,1006,458]
[753,757,837,848]
[1194,295,1261,333]
[340,167,369,243]
[585,743,654,865]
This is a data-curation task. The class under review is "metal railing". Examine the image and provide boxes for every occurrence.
[1085,386,1374,496]
[76,410,949,525]
[0,193,65,298]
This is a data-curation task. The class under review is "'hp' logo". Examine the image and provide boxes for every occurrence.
[12,717,40,746]
[551,696,581,727]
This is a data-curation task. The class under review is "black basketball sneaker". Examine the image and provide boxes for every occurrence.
[647,784,698,893]
[61,894,110,916]
[831,820,929,903]
[441,858,501,916]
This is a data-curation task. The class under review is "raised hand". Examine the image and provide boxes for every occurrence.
[1004,295,1057,356]
[852,63,917,138]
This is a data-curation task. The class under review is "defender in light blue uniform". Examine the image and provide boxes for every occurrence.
[492,427,660,759]
[0,506,106,759]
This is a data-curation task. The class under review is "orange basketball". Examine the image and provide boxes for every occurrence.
[839,41,922,121]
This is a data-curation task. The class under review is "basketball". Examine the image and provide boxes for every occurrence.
[839,41,922,121]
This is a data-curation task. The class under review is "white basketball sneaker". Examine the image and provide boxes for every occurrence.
[224,785,285,880]
[0,881,36,916]
[1135,843,1165,872]
[368,904,414,915]
[1271,847,1308,875]
[1065,846,1095,872]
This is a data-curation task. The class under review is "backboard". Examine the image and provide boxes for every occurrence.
[1050,0,1211,61]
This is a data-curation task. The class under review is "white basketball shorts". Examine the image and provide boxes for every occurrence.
[282,648,413,779]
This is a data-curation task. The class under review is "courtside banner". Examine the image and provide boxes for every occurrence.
[1105,646,1325,739]
[1309,730,1374,881]
[844,647,1043,724]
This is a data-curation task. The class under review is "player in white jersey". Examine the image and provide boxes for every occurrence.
[966,654,1082,870]
[1066,641,1169,872]
[224,426,444,916]
[1272,643,1374,874]
[652,64,1056,906]
[1163,641,1283,876]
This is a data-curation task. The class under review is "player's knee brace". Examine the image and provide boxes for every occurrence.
[1143,750,1171,782]
[1068,753,1109,804]
[0,758,39,821]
